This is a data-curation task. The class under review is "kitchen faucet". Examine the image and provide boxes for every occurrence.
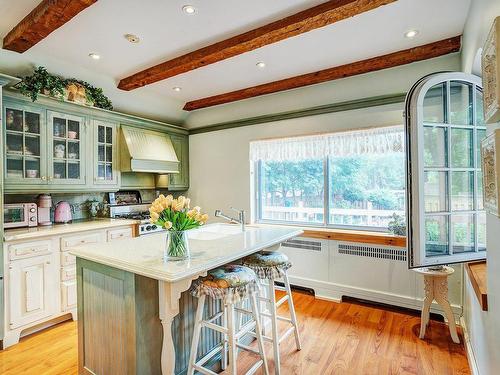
[214,207,246,231]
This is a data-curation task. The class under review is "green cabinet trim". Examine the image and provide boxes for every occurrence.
[168,134,189,191]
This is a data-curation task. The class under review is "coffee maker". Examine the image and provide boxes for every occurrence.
[37,194,52,226]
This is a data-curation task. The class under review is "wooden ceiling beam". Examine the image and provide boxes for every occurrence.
[117,0,397,91]
[183,36,462,111]
[2,0,97,53]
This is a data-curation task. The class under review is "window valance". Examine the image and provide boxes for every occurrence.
[249,125,404,161]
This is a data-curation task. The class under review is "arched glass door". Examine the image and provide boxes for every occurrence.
[406,72,487,268]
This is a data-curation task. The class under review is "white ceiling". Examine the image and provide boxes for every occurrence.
[0,0,471,124]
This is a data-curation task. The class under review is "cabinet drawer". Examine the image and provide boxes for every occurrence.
[61,266,76,281]
[61,231,103,251]
[61,280,77,311]
[61,251,76,267]
[8,240,52,261]
[107,227,134,241]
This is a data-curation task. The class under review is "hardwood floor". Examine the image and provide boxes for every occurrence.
[0,292,470,375]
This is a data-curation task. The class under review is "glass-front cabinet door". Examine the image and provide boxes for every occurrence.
[47,111,86,185]
[4,103,47,184]
[93,120,119,187]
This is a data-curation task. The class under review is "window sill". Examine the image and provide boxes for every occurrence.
[255,223,406,247]
[465,261,488,311]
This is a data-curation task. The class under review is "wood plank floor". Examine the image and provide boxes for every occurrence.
[0,291,470,375]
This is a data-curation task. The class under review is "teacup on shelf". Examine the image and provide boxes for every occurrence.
[68,131,78,139]
[26,169,38,178]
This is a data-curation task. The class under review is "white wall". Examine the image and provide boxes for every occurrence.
[461,0,500,74]
[188,54,460,217]
[460,2,500,374]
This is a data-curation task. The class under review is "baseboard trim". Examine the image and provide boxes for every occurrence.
[460,316,480,375]
[287,275,462,321]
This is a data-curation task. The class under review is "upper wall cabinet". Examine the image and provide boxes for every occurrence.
[47,111,87,186]
[92,119,119,189]
[4,102,46,185]
[168,134,189,191]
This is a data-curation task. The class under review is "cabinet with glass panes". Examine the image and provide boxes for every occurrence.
[3,101,46,185]
[93,119,119,188]
[47,111,86,185]
[422,80,486,259]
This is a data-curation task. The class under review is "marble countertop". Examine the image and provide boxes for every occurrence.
[70,223,303,283]
[3,218,140,242]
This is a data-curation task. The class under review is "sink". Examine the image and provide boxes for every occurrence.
[188,223,253,240]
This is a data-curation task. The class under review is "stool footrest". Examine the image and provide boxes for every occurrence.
[276,294,289,307]
[205,311,224,324]
[236,342,260,355]
[279,326,295,344]
[236,320,257,340]
[259,311,292,323]
[201,320,227,334]
[193,363,218,375]
[193,344,223,374]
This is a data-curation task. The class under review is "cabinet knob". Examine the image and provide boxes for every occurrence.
[48,176,53,181]
[41,176,47,181]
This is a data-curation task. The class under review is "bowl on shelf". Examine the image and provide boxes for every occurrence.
[68,152,78,159]
[26,169,38,178]
[68,131,78,139]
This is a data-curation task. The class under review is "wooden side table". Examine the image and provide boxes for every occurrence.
[414,266,460,344]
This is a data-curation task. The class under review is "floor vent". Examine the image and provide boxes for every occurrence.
[282,238,322,251]
[338,243,406,261]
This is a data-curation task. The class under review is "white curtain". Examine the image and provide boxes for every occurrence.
[249,125,404,162]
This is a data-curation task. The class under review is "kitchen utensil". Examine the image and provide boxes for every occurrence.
[37,194,52,226]
[54,201,72,223]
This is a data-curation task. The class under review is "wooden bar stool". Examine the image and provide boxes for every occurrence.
[242,250,301,375]
[188,264,269,375]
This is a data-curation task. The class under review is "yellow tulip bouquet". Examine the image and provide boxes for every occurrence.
[149,195,208,260]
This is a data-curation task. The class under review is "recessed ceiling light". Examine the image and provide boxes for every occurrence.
[172,87,182,92]
[182,5,196,14]
[256,61,266,68]
[124,33,140,43]
[88,53,100,60]
[404,29,419,38]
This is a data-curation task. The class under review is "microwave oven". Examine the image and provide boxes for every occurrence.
[4,203,38,228]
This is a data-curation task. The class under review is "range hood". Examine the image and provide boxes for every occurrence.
[120,126,179,174]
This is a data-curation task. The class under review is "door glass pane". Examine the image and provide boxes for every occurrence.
[53,162,66,179]
[97,163,105,180]
[98,145,105,162]
[106,126,112,144]
[450,128,473,167]
[476,88,485,126]
[424,126,447,167]
[6,108,23,131]
[424,171,448,212]
[53,117,66,137]
[105,164,113,180]
[6,157,23,178]
[25,158,40,179]
[68,162,80,179]
[25,135,40,156]
[106,145,112,162]
[451,171,474,211]
[53,140,66,159]
[478,213,486,251]
[68,141,80,160]
[98,126,105,143]
[6,133,23,154]
[4,208,24,223]
[425,216,449,256]
[423,83,446,123]
[68,120,80,140]
[451,214,474,253]
[450,81,472,125]
[25,112,40,134]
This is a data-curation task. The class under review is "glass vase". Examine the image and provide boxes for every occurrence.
[164,230,190,261]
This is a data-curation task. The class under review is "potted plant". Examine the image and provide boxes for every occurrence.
[388,213,406,236]
[149,195,208,261]
[16,66,66,101]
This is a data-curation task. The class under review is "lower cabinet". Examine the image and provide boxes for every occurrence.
[8,254,58,329]
[61,280,77,311]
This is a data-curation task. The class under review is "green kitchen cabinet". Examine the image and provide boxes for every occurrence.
[92,119,120,189]
[4,101,47,186]
[47,110,87,186]
[168,134,189,191]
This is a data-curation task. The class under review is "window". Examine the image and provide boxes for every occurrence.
[252,126,405,231]
[406,72,486,268]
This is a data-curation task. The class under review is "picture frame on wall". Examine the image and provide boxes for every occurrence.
[481,129,500,216]
[482,16,500,124]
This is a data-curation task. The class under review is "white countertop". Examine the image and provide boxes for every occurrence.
[3,218,140,242]
[70,223,303,282]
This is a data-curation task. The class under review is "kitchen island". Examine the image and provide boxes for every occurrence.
[70,223,302,375]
